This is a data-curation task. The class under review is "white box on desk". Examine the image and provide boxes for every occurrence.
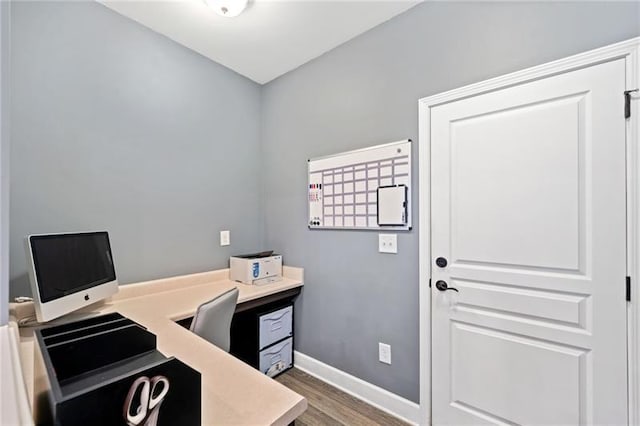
[230,253,283,285]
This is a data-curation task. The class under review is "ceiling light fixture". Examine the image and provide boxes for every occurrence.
[204,0,249,18]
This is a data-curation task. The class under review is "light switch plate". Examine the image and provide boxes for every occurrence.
[378,234,397,254]
[220,230,230,246]
[379,342,391,364]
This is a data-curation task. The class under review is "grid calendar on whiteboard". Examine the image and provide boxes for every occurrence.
[308,140,411,230]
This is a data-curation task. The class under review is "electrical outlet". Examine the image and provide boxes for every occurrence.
[379,342,391,364]
[220,230,230,246]
[378,234,397,254]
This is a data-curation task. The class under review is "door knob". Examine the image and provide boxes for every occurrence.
[435,257,448,268]
[435,280,458,292]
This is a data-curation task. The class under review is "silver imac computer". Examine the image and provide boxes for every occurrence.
[25,231,119,323]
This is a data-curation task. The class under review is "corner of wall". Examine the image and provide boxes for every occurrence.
[257,81,268,250]
[0,0,11,326]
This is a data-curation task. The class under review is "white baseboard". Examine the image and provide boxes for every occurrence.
[293,351,422,425]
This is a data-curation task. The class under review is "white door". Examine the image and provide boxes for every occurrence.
[431,58,627,425]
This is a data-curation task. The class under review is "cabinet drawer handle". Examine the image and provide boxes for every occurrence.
[270,354,282,365]
[263,311,289,322]
[270,321,283,331]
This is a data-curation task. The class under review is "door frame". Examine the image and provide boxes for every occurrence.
[418,37,640,425]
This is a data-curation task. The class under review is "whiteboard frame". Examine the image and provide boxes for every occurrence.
[307,139,412,231]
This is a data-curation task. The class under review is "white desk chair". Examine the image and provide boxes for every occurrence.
[190,287,239,352]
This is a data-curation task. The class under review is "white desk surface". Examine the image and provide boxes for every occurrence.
[11,267,306,426]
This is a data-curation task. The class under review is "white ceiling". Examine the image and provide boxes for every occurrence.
[100,0,421,84]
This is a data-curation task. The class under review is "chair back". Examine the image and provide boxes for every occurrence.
[190,287,239,352]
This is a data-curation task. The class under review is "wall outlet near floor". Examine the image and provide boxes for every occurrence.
[378,342,391,365]
[378,234,397,254]
[220,230,230,246]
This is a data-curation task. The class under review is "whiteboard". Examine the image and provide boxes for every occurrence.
[308,139,411,230]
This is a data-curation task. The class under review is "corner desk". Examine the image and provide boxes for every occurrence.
[10,266,307,425]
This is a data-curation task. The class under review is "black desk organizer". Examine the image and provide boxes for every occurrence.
[34,313,201,426]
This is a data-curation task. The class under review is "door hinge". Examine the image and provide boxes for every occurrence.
[429,278,432,288]
[626,276,631,302]
[625,89,639,119]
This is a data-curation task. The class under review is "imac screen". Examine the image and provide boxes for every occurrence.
[30,232,116,303]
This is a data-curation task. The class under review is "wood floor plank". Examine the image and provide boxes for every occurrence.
[294,403,342,426]
[276,368,409,426]
[287,369,408,426]
[281,373,372,425]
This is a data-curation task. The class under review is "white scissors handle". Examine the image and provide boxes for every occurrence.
[124,376,150,426]
[144,376,170,426]
[148,376,170,410]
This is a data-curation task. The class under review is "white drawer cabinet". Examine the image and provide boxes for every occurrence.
[230,289,300,378]
[259,306,293,350]
[259,337,293,377]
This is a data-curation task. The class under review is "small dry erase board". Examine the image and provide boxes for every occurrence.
[307,139,411,230]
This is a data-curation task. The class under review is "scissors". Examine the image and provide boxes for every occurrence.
[124,375,170,426]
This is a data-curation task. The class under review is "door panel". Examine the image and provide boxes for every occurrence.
[451,322,586,425]
[431,58,627,425]
[451,94,584,272]
[452,279,588,329]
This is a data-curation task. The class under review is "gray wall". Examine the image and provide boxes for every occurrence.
[10,1,263,298]
[1,0,10,325]
[261,1,640,402]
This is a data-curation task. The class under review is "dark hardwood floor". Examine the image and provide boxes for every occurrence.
[276,368,409,426]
